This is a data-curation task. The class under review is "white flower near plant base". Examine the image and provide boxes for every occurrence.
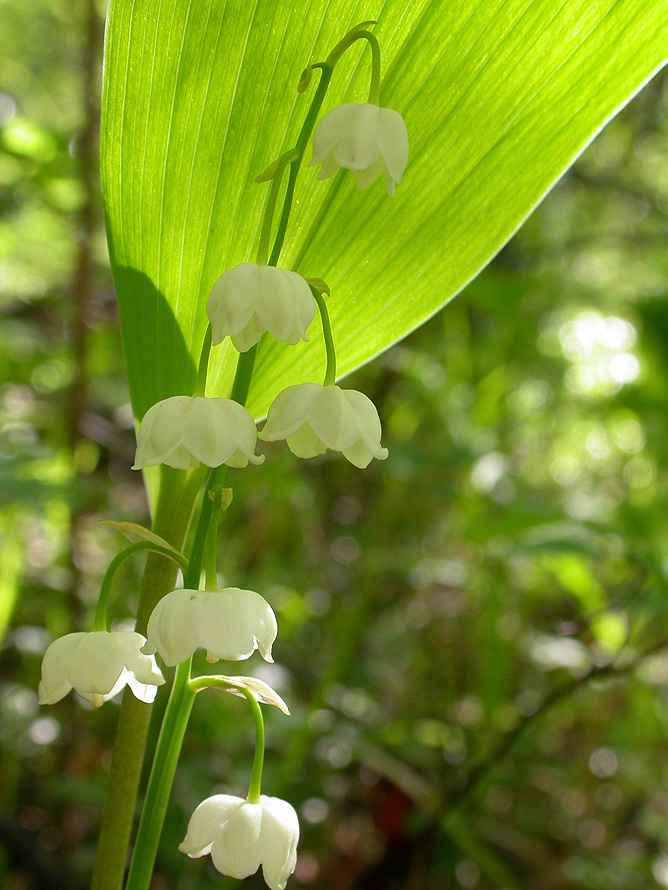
[310,102,409,195]
[259,383,388,468]
[143,588,278,667]
[38,631,164,708]
[180,794,299,890]
[207,263,316,352]
[133,396,263,470]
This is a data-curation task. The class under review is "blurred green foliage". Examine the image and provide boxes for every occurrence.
[3,2,668,890]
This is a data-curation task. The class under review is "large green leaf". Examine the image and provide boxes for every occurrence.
[101,0,668,421]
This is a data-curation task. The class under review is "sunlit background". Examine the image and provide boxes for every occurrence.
[3,2,668,889]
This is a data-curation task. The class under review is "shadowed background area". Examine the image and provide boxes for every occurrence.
[3,2,668,889]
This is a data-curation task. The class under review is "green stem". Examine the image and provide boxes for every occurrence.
[192,325,212,397]
[204,487,224,591]
[268,67,332,266]
[124,662,195,890]
[244,688,265,804]
[309,284,337,386]
[229,344,257,406]
[94,541,189,632]
[256,150,299,265]
[342,31,380,104]
[183,471,223,590]
[189,678,265,804]
[183,346,257,591]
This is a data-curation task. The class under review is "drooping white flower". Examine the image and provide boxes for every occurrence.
[310,102,409,195]
[133,396,264,470]
[143,588,278,667]
[259,383,388,468]
[38,631,164,708]
[180,793,299,890]
[207,263,316,352]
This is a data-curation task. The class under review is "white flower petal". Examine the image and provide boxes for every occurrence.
[145,588,277,666]
[333,104,381,171]
[207,263,315,351]
[210,803,263,880]
[259,384,321,442]
[125,673,160,704]
[315,151,341,181]
[352,155,384,191]
[261,384,387,467]
[377,106,410,186]
[198,593,253,661]
[144,591,201,666]
[77,668,131,707]
[39,631,164,707]
[134,396,262,470]
[69,632,127,696]
[260,796,300,890]
[133,397,194,469]
[229,588,278,662]
[311,102,408,195]
[113,632,165,686]
[341,439,375,469]
[305,386,360,451]
[207,263,258,345]
[38,633,85,704]
[179,794,242,857]
[286,425,328,459]
[310,103,355,165]
[231,314,265,352]
[180,794,299,890]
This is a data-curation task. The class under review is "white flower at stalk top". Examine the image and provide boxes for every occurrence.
[133,396,263,470]
[180,793,299,890]
[143,588,278,667]
[38,631,164,708]
[310,102,409,195]
[207,263,316,352]
[259,383,388,468]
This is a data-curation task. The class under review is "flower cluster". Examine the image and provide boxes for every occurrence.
[131,34,408,476]
[41,22,408,890]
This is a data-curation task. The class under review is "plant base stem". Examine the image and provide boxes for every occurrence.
[91,468,201,890]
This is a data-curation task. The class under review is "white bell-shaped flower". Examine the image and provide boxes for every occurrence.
[38,631,164,708]
[143,588,278,667]
[207,263,316,352]
[310,102,409,195]
[180,793,299,890]
[259,383,388,468]
[133,396,264,470]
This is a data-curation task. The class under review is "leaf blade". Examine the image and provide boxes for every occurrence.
[101,0,668,420]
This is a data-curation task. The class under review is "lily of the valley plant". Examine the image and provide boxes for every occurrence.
[40,21,405,890]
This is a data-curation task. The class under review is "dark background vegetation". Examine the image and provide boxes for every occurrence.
[3,2,668,889]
